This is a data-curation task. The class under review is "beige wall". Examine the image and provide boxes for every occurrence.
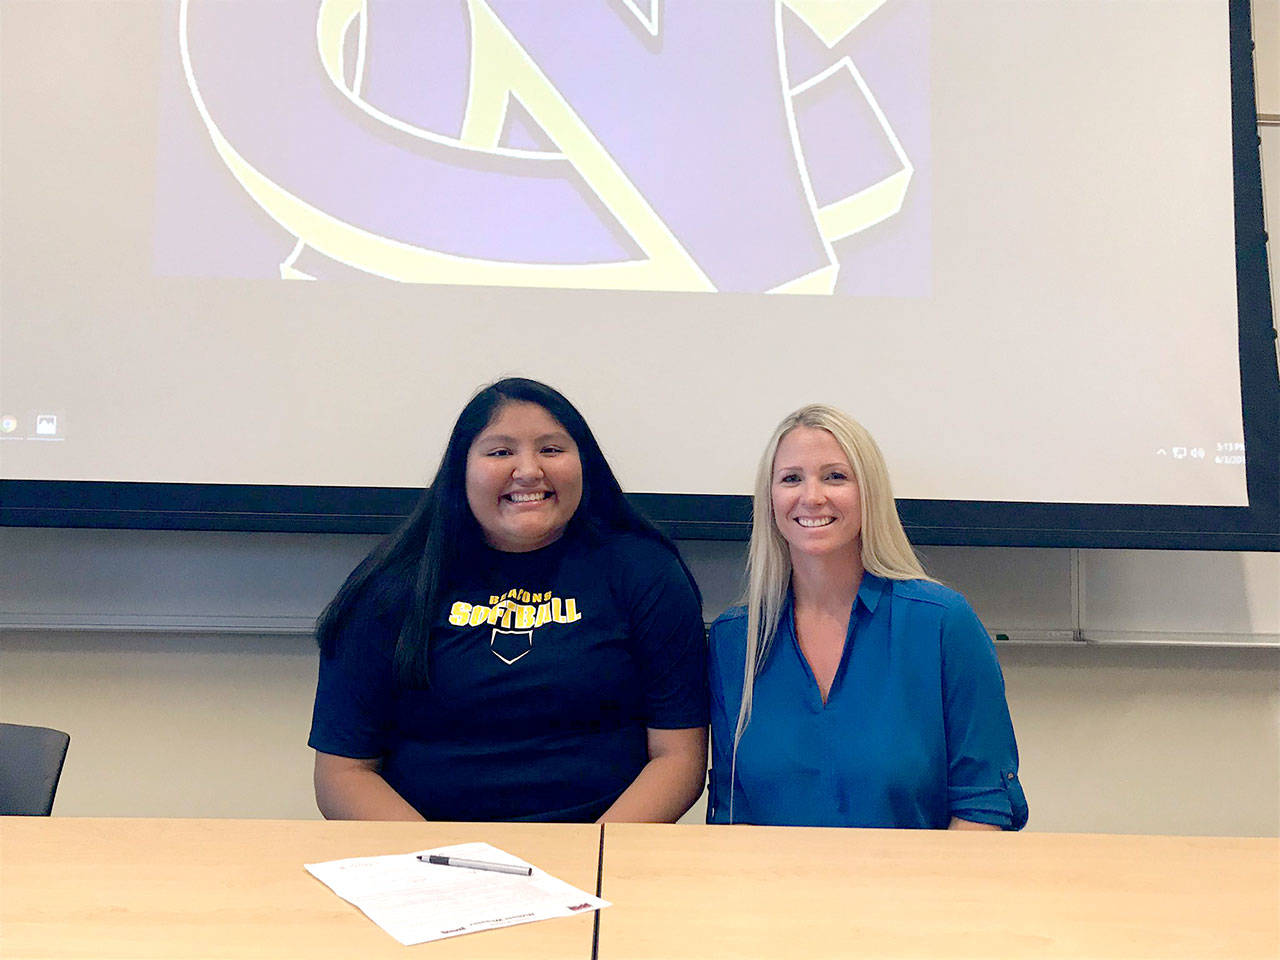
[1256,0,1277,115]
[1,631,318,819]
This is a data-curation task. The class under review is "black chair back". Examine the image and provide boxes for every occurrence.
[0,723,71,816]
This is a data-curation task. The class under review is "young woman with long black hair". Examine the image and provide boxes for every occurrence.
[310,378,707,822]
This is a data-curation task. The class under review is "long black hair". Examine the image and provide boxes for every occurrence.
[316,377,701,686]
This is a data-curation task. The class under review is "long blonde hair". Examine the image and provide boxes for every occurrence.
[728,404,933,821]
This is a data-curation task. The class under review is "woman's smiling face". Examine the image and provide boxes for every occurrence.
[465,401,583,553]
[770,426,862,563]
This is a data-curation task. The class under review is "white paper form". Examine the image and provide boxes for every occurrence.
[304,841,609,946]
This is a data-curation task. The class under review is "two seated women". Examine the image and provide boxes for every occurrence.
[309,378,1027,830]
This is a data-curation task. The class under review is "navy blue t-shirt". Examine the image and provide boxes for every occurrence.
[309,531,708,822]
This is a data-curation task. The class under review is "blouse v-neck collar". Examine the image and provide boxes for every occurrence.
[781,572,889,709]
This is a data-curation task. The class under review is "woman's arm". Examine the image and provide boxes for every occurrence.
[705,614,745,824]
[597,727,707,823]
[598,536,710,823]
[313,751,425,821]
[939,595,1029,830]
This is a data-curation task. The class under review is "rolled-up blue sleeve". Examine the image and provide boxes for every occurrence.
[939,598,1028,830]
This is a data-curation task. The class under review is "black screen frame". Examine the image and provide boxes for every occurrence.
[2,0,1277,550]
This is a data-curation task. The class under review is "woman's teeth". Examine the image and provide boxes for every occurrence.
[796,517,834,527]
[507,492,550,503]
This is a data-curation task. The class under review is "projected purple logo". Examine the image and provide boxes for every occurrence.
[157,0,928,294]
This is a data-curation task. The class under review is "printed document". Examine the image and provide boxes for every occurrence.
[305,841,608,945]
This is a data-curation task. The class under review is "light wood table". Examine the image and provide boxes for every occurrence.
[0,818,601,959]
[597,824,1280,960]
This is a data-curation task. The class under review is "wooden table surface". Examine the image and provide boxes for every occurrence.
[0,818,601,960]
[596,824,1280,960]
[4,819,1277,959]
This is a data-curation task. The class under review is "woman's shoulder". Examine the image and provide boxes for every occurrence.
[587,529,683,576]
[578,530,700,610]
[885,577,992,652]
[885,576,970,612]
[338,562,414,633]
[710,604,748,627]
[707,606,748,680]
[708,605,748,642]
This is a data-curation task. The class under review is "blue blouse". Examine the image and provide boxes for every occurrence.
[707,574,1027,829]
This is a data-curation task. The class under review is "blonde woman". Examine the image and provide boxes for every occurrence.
[706,405,1027,829]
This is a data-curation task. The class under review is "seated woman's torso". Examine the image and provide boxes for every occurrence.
[313,531,707,822]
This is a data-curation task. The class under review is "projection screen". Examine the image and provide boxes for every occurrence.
[1,0,1277,548]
